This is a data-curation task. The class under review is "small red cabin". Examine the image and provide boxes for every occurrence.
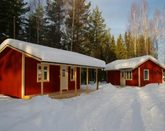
[105,56,165,87]
[0,39,105,98]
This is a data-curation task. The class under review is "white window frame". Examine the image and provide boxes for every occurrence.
[37,64,42,82]
[144,69,149,80]
[126,71,132,80]
[37,64,49,82]
[70,66,75,81]
[122,71,132,80]
[163,71,165,81]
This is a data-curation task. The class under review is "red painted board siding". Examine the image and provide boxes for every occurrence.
[44,65,60,93]
[25,57,60,95]
[25,56,41,95]
[0,47,22,98]
[126,69,138,86]
[107,70,120,85]
[68,67,80,90]
[139,60,163,86]
[77,67,80,89]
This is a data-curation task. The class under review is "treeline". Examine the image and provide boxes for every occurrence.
[0,0,114,63]
[0,0,165,63]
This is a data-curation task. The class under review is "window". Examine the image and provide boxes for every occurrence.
[37,65,42,82]
[43,66,49,81]
[70,66,75,81]
[126,71,132,80]
[163,71,165,81]
[121,71,132,80]
[37,64,49,82]
[62,69,65,77]
[144,69,149,80]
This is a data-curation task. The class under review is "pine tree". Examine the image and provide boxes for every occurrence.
[0,0,28,42]
[65,0,91,53]
[116,34,127,59]
[109,35,117,62]
[124,32,134,58]
[45,0,65,49]
[88,6,110,60]
[26,0,46,45]
[136,35,154,56]
[101,30,112,63]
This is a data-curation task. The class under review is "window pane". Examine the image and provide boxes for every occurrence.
[44,71,47,80]
[144,70,149,80]
[122,72,124,77]
[37,65,42,81]
[62,69,65,77]
[38,66,41,70]
[70,67,74,80]
[44,66,47,71]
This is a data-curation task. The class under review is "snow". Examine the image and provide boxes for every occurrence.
[1,83,165,131]
[0,39,105,68]
[105,55,164,70]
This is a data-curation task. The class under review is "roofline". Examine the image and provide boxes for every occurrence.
[134,57,165,69]
[104,57,165,71]
[0,44,42,61]
[40,61,104,69]
[0,44,105,69]
[105,57,165,71]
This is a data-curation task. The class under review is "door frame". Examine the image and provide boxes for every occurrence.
[120,71,126,86]
[60,65,68,91]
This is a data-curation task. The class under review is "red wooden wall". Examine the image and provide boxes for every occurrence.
[107,60,163,87]
[25,56,41,95]
[107,70,120,85]
[44,65,60,93]
[126,69,138,86]
[68,67,80,90]
[139,60,162,86]
[0,47,22,98]
[25,56,61,95]
[0,47,84,98]
[25,56,80,95]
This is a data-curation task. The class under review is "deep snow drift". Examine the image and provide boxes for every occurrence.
[0,84,165,131]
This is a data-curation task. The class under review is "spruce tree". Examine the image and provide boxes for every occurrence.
[65,0,91,53]
[0,0,28,42]
[124,32,134,58]
[109,35,117,62]
[88,6,110,60]
[45,0,65,49]
[116,34,127,59]
[26,1,46,45]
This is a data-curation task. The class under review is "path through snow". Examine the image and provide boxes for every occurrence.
[0,84,165,131]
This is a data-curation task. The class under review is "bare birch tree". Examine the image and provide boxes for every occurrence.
[128,0,165,57]
[128,2,139,56]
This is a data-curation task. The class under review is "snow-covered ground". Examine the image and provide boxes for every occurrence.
[1,83,165,131]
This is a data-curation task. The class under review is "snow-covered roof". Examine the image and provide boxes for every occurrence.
[105,55,164,70]
[0,39,105,68]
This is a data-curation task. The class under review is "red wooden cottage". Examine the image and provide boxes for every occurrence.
[0,39,105,98]
[105,55,165,87]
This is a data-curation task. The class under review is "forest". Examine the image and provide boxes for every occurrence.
[0,0,165,63]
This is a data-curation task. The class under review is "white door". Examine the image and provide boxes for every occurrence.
[60,65,68,90]
[120,71,126,86]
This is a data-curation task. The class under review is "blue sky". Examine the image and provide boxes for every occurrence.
[89,0,165,63]
[90,0,165,38]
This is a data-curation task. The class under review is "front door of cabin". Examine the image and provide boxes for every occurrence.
[60,65,68,91]
[120,71,126,86]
